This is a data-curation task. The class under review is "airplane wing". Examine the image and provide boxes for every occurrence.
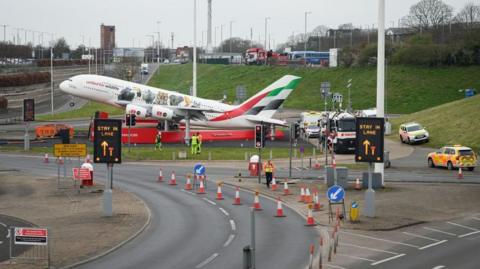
[244,115,288,127]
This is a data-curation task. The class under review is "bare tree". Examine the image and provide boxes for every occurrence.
[454,2,480,27]
[404,0,454,30]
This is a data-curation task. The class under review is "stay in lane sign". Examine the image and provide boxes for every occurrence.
[94,119,122,164]
[14,227,48,246]
[355,117,384,163]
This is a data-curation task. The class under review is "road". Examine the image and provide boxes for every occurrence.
[0,214,34,262]
[0,154,319,269]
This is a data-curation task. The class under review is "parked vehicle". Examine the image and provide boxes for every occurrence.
[399,122,429,144]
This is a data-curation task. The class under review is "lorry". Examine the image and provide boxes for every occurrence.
[321,111,356,153]
[245,48,267,65]
[141,63,149,75]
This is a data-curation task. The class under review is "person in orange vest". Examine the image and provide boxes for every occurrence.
[263,159,275,188]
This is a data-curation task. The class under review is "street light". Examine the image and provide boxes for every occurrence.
[264,17,270,50]
[50,47,54,115]
[193,0,197,97]
[146,34,154,62]
[156,20,161,64]
[304,11,312,67]
[229,20,235,54]
[220,24,224,52]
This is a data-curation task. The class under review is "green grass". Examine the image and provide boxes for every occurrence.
[389,94,480,152]
[149,64,480,114]
[37,101,123,121]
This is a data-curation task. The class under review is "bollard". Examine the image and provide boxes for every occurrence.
[245,152,248,161]
[208,151,212,161]
[269,150,273,160]
[309,158,312,169]
[172,151,176,161]
[243,245,252,269]
[313,147,316,158]
[294,149,297,158]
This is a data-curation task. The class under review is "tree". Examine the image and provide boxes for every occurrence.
[454,2,480,28]
[404,0,454,30]
[311,25,329,37]
[218,38,261,53]
[53,37,70,58]
[338,23,354,30]
[70,45,86,59]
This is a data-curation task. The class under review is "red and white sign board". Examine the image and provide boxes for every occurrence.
[14,227,48,246]
[72,168,92,180]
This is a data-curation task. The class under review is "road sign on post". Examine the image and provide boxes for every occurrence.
[93,119,122,164]
[23,99,35,122]
[54,144,87,157]
[355,117,385,163]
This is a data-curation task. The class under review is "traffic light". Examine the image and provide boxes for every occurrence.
[294,123,300,139]
[255,125,263,149]
[125,114,136,126]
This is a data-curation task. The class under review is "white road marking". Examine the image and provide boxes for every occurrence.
[180,189,195,195]
[432,266,446,269]
[223,234,235,247]
[419,240,448,250]
[0,222,6,228]
[370,254,406,266]
[219,207,229,216]
[325,264,347,269]
[195,253,219,268]
[446,221,478,231]
[341,242,399,255]
[336,253,375,262]
[6,230,10,238]
[403,232,440,242]
[229,220,236,231]
[458,230,480,238]
[472,217,480,221]
[202,198,216,206]
[423,227,457,236]
[339,231,420,248]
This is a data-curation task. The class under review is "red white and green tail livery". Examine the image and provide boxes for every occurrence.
[60,74,301,129]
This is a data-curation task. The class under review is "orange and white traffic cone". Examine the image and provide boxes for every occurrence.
[197,179,206,194]
[43,153,49,163]
[313,191,322,211]
[274,197,286,217]
[252,190,262,211]
[158,169,164,182]
[283,180,291,196]
[304,188,312,204]
[216,183,224,200]
[298,186,306,203]
[184,175,192,190]
[305,204,316,226]
[457,167,464,179]
[169,171,177,185]
[271,177,278,191]
[233,187,242,205]
[354,178,361,190]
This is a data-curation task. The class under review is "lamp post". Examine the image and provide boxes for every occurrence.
[304,11,311,67]
[264,17,270,50]
[50,47,54,115]
[229,20,235,54]
[156,20,161,64]
[375,0,386,185]
[146,34,154,62]
[193,0,197,97]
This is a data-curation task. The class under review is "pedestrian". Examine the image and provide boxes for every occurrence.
[263,159,275,188]
[155,131,162,151]
[197,132,202,154]
[191,133,198,154]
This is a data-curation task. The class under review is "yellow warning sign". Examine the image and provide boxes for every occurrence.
[54,144,87,157]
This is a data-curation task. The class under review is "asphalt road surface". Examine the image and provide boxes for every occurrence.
[0,154,319,269]
[0,214,34,262]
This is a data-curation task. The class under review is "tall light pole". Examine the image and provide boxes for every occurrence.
[304,11,311,67]
[156,20,161,64]
[1,24,8,42]
[375,0,385,186]
[146,34,154,62]
[50,47,54,115]
[229,20,235,54]
[214,26,218,50]
[264,17,270,50]
[193,0,197,97]
[220,24,224,52]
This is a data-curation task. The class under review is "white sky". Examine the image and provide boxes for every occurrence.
[0,0,476,49]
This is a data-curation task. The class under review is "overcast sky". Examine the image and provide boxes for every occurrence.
[1,0,476,49]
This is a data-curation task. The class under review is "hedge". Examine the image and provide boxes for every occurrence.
[0,72,51,87]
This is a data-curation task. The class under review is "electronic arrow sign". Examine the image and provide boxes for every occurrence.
[94,119,122,164]
[355,117,384,163]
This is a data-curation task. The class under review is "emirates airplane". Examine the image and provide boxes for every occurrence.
[59,74,301,128]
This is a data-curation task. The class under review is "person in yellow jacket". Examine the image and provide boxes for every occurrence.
[191,134,198,154]
[196,133,203,154]
[263,159,275,188]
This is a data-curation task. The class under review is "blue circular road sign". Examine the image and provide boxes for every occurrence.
[194,164,206,176]
[327,185,345,203]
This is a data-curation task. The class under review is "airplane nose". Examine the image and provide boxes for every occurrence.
[59,80,68,92]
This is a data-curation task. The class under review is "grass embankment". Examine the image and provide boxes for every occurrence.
[389,94,480,152]
[37,101,123,121]
[149,64,480,114]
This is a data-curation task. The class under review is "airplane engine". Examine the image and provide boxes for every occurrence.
[151,105,174,120]
[126,104,149,118]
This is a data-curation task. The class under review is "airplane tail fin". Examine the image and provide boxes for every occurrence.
[240,75,301,117]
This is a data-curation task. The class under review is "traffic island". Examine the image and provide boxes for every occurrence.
[0,174,149,269]
[225,176,480,231]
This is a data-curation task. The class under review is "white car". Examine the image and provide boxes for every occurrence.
[305,125,320,138]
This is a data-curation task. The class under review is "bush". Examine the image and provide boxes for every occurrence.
[391,44,449,66]
[35,59,88,67]
[0,72,51,87]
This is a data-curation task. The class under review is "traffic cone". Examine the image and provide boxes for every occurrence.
[184,175,192,190]
[314,158,321,170]
[197,179,206,194]
[271,177,278,191]
[158,169,164,182]
[457,167,464,179]
[283,180,291,196]
[304,188,312,204]
[43,153,49,163]
[169,171,177,185]
[354,178,361,190]
[313,191,322,211]
[233,187,242,205]
[252,190,262,211]
[298,187,306,203]
[274,197,286,217]
[305,204,316,226]
[216,183,224,200]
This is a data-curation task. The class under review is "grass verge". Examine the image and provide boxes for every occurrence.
[37,101,123,121]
